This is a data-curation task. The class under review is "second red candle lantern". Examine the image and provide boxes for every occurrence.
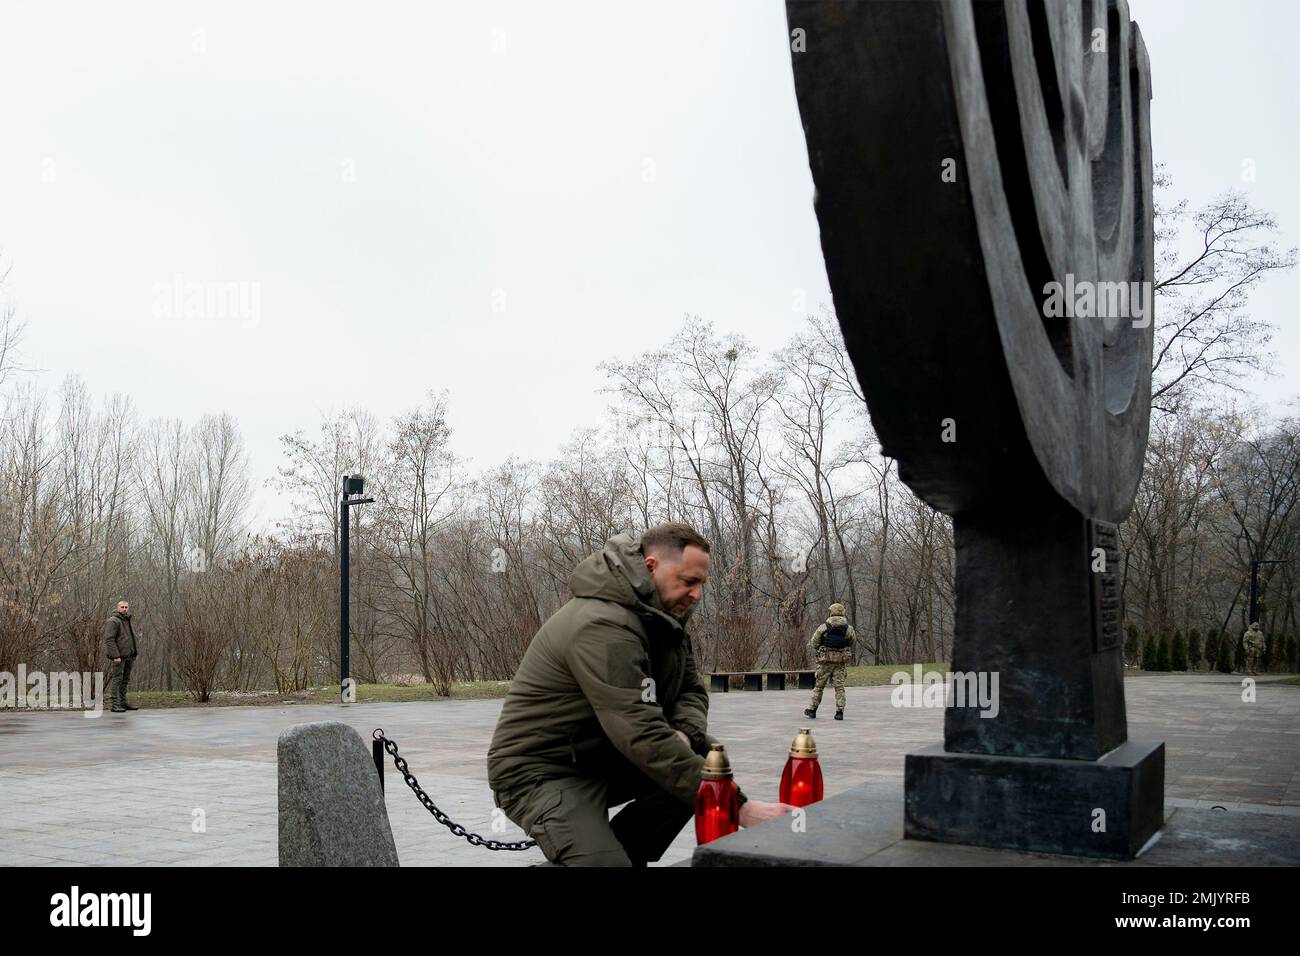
[779,727,824,807]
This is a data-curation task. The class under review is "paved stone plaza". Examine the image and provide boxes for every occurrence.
[2,673,1297,867]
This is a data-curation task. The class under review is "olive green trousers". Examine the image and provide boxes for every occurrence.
[108,657,134,709]
[494,755,694,867]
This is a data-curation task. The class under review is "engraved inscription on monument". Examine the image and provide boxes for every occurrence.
[1089,520,1122,653]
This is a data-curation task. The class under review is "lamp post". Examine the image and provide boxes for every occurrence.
[1249,559,1287,625]
[340,474,374,703]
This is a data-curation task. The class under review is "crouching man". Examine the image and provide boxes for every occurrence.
[487,522,792,865]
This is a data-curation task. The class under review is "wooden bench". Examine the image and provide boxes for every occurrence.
[709,670,816,692]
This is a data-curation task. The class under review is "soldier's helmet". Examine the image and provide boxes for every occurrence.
[829,603,846,617]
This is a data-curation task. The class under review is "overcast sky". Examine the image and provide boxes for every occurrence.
[1,0,1296,529]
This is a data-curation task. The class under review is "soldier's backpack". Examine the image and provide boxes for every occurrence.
[821,621,850,650]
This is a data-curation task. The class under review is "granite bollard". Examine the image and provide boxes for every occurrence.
[278,720,399,867]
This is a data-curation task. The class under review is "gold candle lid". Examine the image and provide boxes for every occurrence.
[701,743,734,779]
[789,727,818,758]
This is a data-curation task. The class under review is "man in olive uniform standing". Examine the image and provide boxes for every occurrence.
[805,602,855,720]
[1242,621,1265,675]
[488,523,792,866]
[104,600,139,713]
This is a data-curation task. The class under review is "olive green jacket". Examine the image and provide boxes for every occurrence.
[103,611,138,660]
[487,532,740,808]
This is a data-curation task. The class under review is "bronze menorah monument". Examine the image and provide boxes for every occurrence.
[784,0,1162,859]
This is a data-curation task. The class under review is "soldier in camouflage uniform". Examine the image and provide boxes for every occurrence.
[805,602,855,720]
[1242,621,1265,676]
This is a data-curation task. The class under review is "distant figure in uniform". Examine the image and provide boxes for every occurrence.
[487,523,793,866]
[1242,621,1265,675]
[805,602,855,721]
[104,600,139,713]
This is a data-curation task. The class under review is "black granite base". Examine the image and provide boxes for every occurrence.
[691,777,1300,867]
[904,740,1166,859]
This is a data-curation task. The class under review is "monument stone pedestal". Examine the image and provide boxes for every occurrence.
[905,740,1165,859]
[895,496,1165,860]
[691,781,1300,867]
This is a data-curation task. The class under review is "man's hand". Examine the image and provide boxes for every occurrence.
[112,658,121,663]
[674,730,691,748]
[739,800,798,828]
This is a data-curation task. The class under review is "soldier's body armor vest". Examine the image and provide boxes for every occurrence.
[821,621,850,650]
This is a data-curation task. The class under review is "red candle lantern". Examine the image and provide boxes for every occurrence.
[695,744,740,844]
[779,727,824,807]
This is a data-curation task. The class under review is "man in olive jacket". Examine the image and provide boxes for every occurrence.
[488,523,791,865]
[104,600,139,713]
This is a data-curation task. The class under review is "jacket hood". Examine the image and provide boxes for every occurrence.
[825,615,848,626]
[569,532,693,633]
[113,610,131,621]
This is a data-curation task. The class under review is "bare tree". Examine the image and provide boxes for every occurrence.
[272,406,382,549]
[186,413,250,565]
[368,393,462,691]
[1151,169,1296,413]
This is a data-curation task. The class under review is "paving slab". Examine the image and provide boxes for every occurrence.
[1,674,1295,866]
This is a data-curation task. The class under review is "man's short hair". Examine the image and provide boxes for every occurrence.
[640,522,710,558]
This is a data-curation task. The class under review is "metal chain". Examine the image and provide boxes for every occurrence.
[373,729,537,851]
